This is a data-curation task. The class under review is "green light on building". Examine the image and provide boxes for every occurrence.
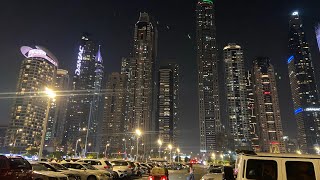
[202,0,213,4]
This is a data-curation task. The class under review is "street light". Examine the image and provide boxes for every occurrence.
[39,87,56,161]
[122,139,127,159]
[13,129,23,147]
[135,129,142,161]
[105,143,110,158]
[168,144,173,163]
[75,139,81,157]
[177,148,180,163]
[157,139,163,158]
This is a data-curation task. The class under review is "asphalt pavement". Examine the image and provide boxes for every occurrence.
[135,164,208,180]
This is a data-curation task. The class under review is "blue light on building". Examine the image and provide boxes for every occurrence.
[287,56,294,64]
[294,107,303,115]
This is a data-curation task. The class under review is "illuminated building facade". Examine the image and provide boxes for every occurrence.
[5,46,58,150]
[64,33,104,153]
[157,63,179,146]
[197,0,221,153]
[246,71,260,152]
[102,72,127,154]
[316,24,320,52]
[288,12,320,153]
[45,69,69,150]
[253,57,285,153]
[224,44,251,150]
[127,12,157,153]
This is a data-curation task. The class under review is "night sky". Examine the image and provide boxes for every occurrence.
[1,0,320,153]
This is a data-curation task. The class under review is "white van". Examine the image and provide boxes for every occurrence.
[233,152,320,180]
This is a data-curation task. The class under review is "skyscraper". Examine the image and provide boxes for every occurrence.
[316,24,320,52]
[288,11,320,154]
[64,34,104,153]
[127,12,157,154]
[253,57,285,153]
[102,72,126,154]
[5,46,58,150]
[246,71,260,152]
[196,0,221,153]
[224,43,250,150]
[157,63,179,146]
[45,69,69,150]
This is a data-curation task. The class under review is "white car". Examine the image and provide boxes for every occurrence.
[40,161,84,180]
[31,162,69,180]
[110,160,132,177]
[201,168,224,180]
[61,162,112,180]
[77,159,120,178]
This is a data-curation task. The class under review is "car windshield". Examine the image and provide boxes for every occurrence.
[32,164,51,171]
[83,164,97,170]
[111,161,128,166]
[105,161,112,166]
[51,163,68,170]
[8,158,32,170]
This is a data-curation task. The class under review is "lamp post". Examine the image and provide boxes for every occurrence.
[122,139,127,159]
[39,87,56,161]
[157,139,162,158]
[13,129,23,147]
[84,101,93,157]
[177,148,180,163]
[105,143,110,158]
[211,153,216,164]
[168,144,172,163]
[135,129,142,161]
[75,139,81,157]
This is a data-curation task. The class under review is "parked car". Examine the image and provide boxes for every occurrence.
[61,162,112,180]
[110,160,132,177]
[77,159,119,178]
[201,167,224,180]
[39,161,82,180]
[0,155,32,180]
[31,162,69,180]
[134,162,143,176]
[139,163,151,174]
[149,166,168,180]
[234,150,320,180]
[126,161,137,176]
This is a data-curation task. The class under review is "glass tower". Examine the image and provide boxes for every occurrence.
[64,33,104,153]
[288,12,320,154]
[196,0,221,153]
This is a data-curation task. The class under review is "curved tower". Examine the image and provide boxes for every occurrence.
[5,46,58,150]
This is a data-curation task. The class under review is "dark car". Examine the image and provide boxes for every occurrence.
[0,155,32,180]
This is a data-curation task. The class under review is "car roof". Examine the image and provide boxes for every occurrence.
[241,152,320,159]
[62,162,87,164]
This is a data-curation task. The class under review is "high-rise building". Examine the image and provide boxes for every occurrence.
[316,24,320,52]
[253,57,285,153]
[288,11,320,154]
[45,69,69,151]
[0,126,7,149]
[127,12,157,154]
[101,72,127,154]
[157,63,179,146]
[64,34,104,153]
[224,44,250,150]
[5,46,58,150]
[196,0,221,153]
[246,71,260,152]
[121,57,132,135]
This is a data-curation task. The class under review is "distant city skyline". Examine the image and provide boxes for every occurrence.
[0,1,320,153]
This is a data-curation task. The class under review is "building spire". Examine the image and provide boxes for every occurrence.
[95,45,103,63]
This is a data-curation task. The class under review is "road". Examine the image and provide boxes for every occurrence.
[134,164,207,180]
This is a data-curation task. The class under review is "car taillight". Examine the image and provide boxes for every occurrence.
[128,165,132,168]
[148,176,154,180]
[104,165,109,169]
[161,176,167,180]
